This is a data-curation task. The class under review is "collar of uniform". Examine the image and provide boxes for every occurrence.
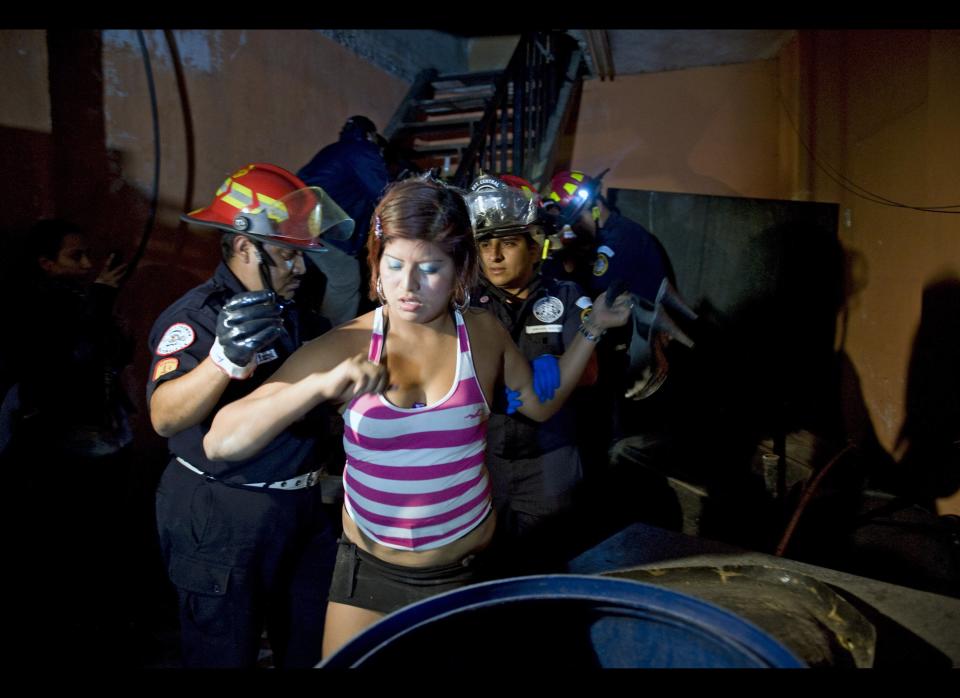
[213,261,250,297]
[598,210,622,235]
[478,273,544,306]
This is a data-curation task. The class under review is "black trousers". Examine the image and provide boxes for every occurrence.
[155,461,338,668]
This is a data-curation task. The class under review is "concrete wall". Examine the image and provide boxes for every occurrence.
[798,30,960,513]
[467,35,519,72]
[0,30,50,131]
[0,30,54,232]
[101,29,407,239]
[0,29,408,450]
[565,30,960,511]
[317,29,468,82]
[3,29,955,507]
[568,59,787,199]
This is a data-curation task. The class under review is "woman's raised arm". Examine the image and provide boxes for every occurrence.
[203,321,389,461]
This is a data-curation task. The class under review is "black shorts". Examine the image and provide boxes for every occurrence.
[327,538,492,615]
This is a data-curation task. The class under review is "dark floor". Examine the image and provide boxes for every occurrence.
[8,446,956,669]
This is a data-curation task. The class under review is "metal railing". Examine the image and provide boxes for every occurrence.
[452,31,582,188]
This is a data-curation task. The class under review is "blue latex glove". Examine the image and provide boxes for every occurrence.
[531,354,561,403]
[504,387,523,415]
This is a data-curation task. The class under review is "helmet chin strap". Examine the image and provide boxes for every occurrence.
[249,238,277,296]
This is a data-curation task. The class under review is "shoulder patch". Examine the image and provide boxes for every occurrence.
[597,245,615,258]
[575,295,593,310]
[156,322,196,356]
[533,296,564,323]
[153,357,179,381]
[593,253,609,277]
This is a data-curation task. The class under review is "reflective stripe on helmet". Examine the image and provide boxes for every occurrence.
[220,179,254,210]
[254,192,290,222]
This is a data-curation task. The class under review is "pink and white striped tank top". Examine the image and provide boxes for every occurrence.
[341,306,492,551]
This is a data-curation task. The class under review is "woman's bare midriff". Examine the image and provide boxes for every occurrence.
[340,505,496,568]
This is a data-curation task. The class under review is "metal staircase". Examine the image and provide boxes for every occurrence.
[383,31,585,190]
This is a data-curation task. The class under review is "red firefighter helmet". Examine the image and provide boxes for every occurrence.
[496,174,540,200]
[182,163,354,250]
[544,169,609,227]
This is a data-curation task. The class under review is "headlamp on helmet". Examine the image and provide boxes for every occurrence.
[546,168,609,227]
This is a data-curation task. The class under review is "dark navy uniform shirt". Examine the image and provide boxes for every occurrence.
[146,262,331,484]
[472,274,592,459]
[589,211,670,302]
[296,131,389,257]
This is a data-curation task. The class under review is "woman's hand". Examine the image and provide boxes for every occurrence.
[320,353,390,403]
[588,289,634,331]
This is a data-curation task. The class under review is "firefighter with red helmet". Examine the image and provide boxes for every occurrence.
[147,163,351,667]
[544,169,672,301]
[542,169,697,529]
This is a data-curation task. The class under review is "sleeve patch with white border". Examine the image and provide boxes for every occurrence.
[153,357,179,381]
[156,322,196,356]
[575,296,593,310]
[593,254,609,277]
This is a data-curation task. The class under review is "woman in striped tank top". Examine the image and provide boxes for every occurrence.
[204,177,633,658]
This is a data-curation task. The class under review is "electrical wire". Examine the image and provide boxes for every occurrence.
[124,29,162,286]
[776,89,960,215]
[774,443,859,557]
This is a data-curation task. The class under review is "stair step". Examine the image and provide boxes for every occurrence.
[423,109,486,123]
[432,69,503,86]
[409,142,467,156]
[412,134,471,148]
[417,96,491,114]
[394,120,477,136]
[430,83,498,100]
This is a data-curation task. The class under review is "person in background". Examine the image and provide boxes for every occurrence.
[11,219,136,660]
[297,115,391,322]
[543,170,696,535]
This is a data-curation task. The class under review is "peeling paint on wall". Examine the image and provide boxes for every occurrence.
[316,29,467,83]
[172,30,222,73]
[103,29,238,74]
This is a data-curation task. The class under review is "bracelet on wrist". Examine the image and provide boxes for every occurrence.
[577,322,604,343]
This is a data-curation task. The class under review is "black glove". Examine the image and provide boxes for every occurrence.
[209,290,285,379]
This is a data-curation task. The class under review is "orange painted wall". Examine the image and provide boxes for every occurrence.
[800,30,960,512]
[0,29,408,450]
[567,31,960,508]
[569,59,788,199]
[3,30,955,505]
[0,30,50,130]
[100,29,407,267]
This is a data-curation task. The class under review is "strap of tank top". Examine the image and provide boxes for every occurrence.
[368,306,385,363]
[454,308,469,354]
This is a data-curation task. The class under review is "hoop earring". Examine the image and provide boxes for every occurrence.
[376,276,387,305]
[452,285,470,313]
